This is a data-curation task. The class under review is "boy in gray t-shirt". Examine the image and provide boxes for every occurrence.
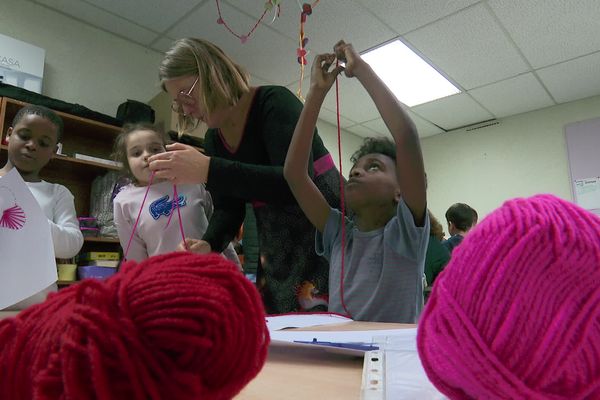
[284,40,429,323]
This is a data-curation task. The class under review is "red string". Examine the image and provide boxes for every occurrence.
[124,173,188,261]
[335,64,351,318]
[0,252,269,399]
[215,0,269,43]
[123,172,155,261]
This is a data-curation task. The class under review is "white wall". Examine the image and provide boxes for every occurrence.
[0,0,163,116]
[421,94,600,227]
[317,120,363,177]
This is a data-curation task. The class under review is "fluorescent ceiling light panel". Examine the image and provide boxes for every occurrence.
[361,40,460,107]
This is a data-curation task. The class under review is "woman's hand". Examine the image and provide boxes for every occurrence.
[333,40,367,78]
[177,238,212,254]
[310,53,344,93]
[148,142,210,184]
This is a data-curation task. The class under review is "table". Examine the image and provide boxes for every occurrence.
[236,322,413,399]
[0,313,412,399]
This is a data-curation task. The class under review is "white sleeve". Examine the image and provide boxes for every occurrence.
[201,184,214,221]
[222,243,242,271]
[113,194,148,262]
[50,186,84,258]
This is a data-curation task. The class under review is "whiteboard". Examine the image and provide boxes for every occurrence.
[565,117,600,216]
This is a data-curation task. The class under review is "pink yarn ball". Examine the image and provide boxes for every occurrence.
[418,194,600,399]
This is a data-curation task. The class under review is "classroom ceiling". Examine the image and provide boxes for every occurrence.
[31,0,600,138]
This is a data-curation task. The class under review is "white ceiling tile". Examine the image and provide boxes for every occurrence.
[150,36,177,53]
[469,73,555,118]
[282,80,358,128]
[85,0,201,33]
[411,93,494,130]
[537,52,600,104]
[317,107,357,129]
[225,0,397,55]
[167,2,299,86]
[488,0,600,68]
[355,0,481,35]
[36,0,159,45]
[321,77,382,123]
[362,111,444,139]
[360,119,390,136]
[405,3,529,89]
[345,124,381,139]
[407,110,445,138]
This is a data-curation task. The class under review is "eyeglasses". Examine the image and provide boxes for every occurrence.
[171,76,199,114]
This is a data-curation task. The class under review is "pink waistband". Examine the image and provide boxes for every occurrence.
[251,154,335,209]
[314,153,335,177]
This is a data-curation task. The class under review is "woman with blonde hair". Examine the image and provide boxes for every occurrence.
[149,38,343,314]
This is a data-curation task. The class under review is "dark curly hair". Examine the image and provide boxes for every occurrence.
[350,137,396,164]
[12,104,64,143]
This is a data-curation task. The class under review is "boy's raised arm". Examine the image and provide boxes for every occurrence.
[284,54,343,233]
[334,41,427,226]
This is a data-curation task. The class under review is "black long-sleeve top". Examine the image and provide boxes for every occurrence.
[202,85,332,252]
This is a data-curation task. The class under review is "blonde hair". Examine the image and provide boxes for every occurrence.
[159,38,250,134]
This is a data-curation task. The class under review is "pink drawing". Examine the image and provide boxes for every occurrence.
[0,187,27,230]
[0,204,26,230]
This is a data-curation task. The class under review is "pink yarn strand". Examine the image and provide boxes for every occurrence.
[123,172,155,261]
[335,64,351,319]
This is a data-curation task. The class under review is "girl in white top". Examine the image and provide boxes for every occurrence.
[0,105,83,309]
[112,123,240,267]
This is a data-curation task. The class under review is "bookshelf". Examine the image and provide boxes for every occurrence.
[0,96,123,260]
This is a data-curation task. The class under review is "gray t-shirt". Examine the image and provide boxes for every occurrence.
[316,199,429,323]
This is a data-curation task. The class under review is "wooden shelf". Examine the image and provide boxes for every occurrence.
[84,236,120,243]
[0,145,119,173]
[57,280,78,286]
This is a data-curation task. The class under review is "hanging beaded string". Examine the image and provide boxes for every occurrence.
[296,1,320,100]
[215,0,280,44]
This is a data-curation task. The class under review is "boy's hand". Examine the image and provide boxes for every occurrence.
[334,40,367,78]
[310,53,344,92]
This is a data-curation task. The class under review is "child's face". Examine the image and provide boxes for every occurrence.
[125,130,165,185]
[346,153,400,210]
[6,114,59,177]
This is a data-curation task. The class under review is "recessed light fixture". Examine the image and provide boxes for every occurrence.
[361,40,460,107]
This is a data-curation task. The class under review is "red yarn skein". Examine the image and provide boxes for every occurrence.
[0,252,269,400]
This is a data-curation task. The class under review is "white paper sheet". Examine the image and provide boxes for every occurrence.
[574,177,600,210]
[362,331,446,400]
[266,312,352,331]
[270,327,417,345]
[0,169,57,309]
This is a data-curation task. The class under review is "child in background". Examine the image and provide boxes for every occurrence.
[112,123,240,267]
[0,105,83,308]
[284,41,429,323]
[424,210,450,288]
[442,202,477,253]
